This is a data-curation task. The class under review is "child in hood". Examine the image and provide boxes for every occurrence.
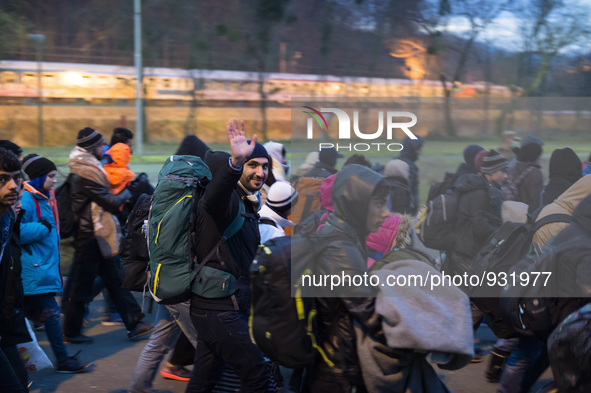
[104,143,135,195]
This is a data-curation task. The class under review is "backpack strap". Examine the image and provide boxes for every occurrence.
[259,218,279,229]
[532,213,571,233]
[300,193,316,222]
[32,194,41,218]
[513,165,535,187]
[222,199,247,240]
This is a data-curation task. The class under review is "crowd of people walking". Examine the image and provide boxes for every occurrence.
[0,124,590,393]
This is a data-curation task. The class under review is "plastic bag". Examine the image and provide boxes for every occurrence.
[17,319,53,372]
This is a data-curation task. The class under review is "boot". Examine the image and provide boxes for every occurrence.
[485,347,511,382]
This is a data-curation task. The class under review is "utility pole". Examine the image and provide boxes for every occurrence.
[134,0,144,157]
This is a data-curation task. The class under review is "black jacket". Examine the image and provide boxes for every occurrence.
[193,151,260,311]
[314,164,384,384]
[69,174,130,240]
[386,176,412,215]
[0,208,31,347]
[304,161,337,179]
[447,174,502,277]
[541,148,582,206]
[397,136,424,215]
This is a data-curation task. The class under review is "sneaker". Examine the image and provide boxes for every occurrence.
[101,313,124,326]
[63,334,94,344]
[127,321,153,341]
[56,351,91,374]
[160,363,191,381]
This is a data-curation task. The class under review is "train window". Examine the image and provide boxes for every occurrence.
[22,73,36,85]
[42,73,56,86]
[116,77,130,87]
[97,76,110,86]
[162,78,171,88]
[1,71,18,83]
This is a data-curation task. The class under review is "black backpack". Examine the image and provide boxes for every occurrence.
[469,213,571,299]
[120,193,152,292]
[497,238,572,339]
[55,173,81,239]
[249,235,333,369]
[418,187,460,251]
[293,209,328,236]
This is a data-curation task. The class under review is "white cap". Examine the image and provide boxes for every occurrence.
[266,181,298,208]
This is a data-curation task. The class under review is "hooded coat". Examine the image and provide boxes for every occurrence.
[397,135,424,215]
[318,173,411,267]
[313,164,386,385]
[533,175,591,247]
[446,173,502,278]
[20,183,61,295]
[104,142,135,195]
[541,148,582,206]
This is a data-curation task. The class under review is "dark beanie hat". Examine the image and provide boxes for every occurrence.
[0,140,22,156]
[246,141,269,162]
[518,142,542,162]
[77,127,104,150]
[463,144,484,167]
[22,154,57,180]
[319,147,344,167]
[480,149,508,174]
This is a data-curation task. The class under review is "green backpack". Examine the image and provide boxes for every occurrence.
[147,155,247,305]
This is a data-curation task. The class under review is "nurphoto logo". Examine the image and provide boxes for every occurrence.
[302,106,418,152]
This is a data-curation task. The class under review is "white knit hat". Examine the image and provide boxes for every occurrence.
[384,159,410,180]
[266,181,298,208]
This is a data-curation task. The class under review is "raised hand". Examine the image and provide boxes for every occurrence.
[227,118,257,166]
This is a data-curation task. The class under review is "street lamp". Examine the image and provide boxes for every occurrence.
[28,34,45,147]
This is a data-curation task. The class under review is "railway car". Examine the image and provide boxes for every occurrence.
[0,60,513,105]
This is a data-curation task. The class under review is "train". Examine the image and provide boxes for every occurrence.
[0,60,515,105]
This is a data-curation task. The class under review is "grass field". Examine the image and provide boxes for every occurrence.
[26,137,590,272]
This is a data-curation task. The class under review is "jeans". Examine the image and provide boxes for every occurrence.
[24,294,68,362]
[62,238,144,337]
[495,337,518,354]
[186,305,270,393]
[0,345,28,393]
[169,332,195,367]
[498,336,549,393]
[128,301,196,393]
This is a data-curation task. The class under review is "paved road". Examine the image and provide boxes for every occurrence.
[26,294,552,393]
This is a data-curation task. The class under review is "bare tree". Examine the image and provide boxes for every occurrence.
[496,0,591,133]
[411,0,506,136]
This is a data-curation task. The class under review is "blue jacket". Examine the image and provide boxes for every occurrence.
[20,183,62,295]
